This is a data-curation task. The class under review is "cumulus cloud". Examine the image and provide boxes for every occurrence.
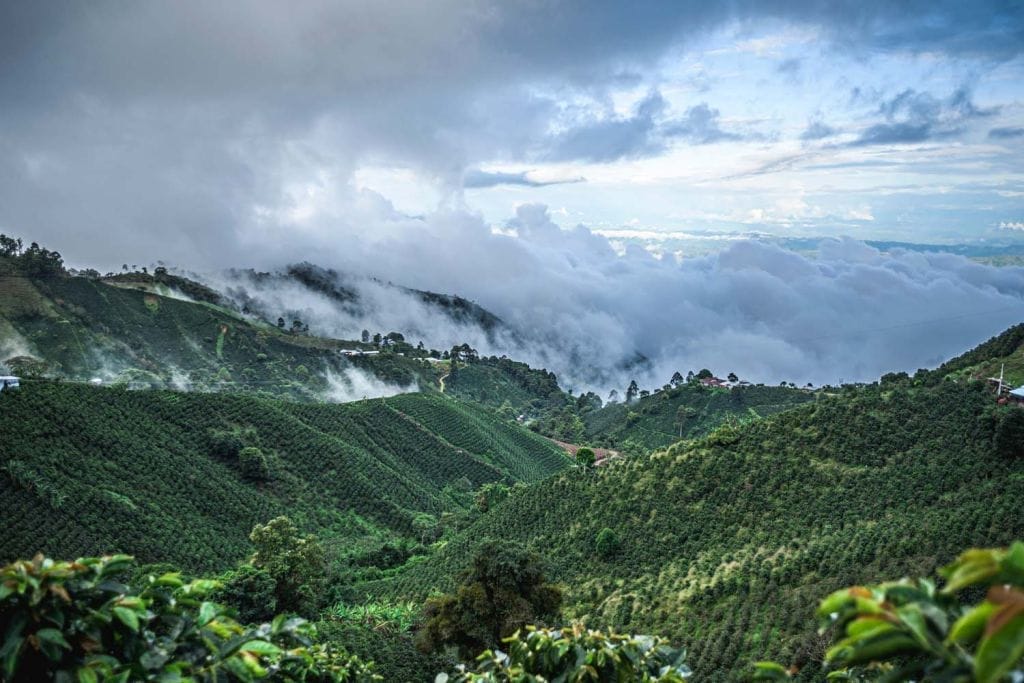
[1000,221,1024,231]
[202,201,1024,393]
[1,2,1023,394]
[3,2,1021,269]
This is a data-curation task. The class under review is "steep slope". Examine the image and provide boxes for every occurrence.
[582,383,815,452]
[443,356,566,417]
[0,384,568,572]
[933,321,1024,386]
[0,272,435,398]
[375,379,1023,680]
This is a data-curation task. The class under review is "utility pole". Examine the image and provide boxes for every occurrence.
[998,363,1005,397]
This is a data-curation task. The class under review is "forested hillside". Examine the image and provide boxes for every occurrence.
[581,382,815,452]
[934,322,1024,386]
[374,378,1024,680]
[0,383,567,572]
[443,355,566,417]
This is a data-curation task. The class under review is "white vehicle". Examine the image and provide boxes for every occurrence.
[0,376,21,393]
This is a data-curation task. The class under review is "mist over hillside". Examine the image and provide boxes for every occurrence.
[172,203,1024,394]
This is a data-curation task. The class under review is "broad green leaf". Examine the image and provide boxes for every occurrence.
[948,601,997,645]
[112,606,140,631]
[36,628,71,650]
[237,640,281,655]
[975,612,1024,683]
[828,631,919,666]
[752,661,791,680]
[198,601,216,626]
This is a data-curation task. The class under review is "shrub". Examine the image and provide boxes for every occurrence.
[595,527,620,558]
[214,564,278,624]
[0,554,378,681]
[575,447,596,469]
[239,446,272,481]
[994,408,1024,459]
[417,540,562,659]
[440,624,689,682]
[754,541,1024,682]
[250,517,327,616]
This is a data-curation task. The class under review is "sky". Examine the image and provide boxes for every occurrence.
[2,2,1024,389]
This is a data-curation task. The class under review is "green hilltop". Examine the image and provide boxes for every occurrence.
[580,382,816,453]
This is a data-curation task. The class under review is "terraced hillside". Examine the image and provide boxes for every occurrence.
[0,384,568,572]
[582,382,815,452]
[373,377,1024,680]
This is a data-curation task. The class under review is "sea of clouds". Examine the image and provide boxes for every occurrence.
[204,202,1024,395]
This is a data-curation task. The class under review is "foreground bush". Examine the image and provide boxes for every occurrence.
[438,624,690,682]
[754,541,1024,682]
[0,554,379,681]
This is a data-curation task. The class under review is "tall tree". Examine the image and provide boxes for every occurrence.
[417,540,562,659]
[249,516,326,616]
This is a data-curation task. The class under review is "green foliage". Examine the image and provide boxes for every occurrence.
[0,384,567,573]
[575,447,596,469]
[754,541,1024,682]
[474,483,511,513]
[240,446,272,481]
[214,564,279,624]
[417,541,563,660]
[583,383,814,452]
[378,380,1024,680]
[250,517,327,616]
[328,601,419,635]
[595,528,620,558]
[316,618,450,683]
[209,428,246,459]
[993,408,1024,459]
[0,553,378,681]
[441,625,690,682]
[444,356,565,418]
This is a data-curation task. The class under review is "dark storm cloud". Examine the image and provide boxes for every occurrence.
[0,1,1021,267]
[850,86,997,146]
